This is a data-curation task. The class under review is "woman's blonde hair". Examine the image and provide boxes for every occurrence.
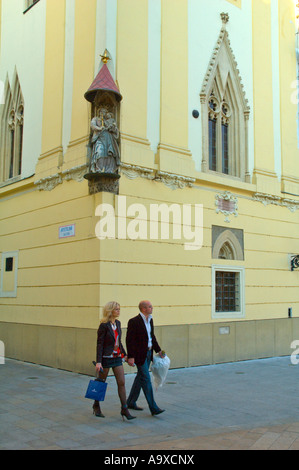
[100,301,120,324]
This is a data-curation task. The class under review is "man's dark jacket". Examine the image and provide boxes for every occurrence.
[126,314,161,366]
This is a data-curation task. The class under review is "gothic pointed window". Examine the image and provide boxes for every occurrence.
[0,75,24,182]
[200,17,250,182]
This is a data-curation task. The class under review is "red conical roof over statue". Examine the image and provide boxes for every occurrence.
[84,63,122,103]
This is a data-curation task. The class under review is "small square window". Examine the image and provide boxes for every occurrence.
[212,265,245,319]
[216,271,239,312]
[5,257,13,272]
[1,251,19,298]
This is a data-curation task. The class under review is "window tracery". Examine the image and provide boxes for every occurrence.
[0,75,24,182]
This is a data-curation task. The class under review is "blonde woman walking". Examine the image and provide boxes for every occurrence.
[93,301,135,421]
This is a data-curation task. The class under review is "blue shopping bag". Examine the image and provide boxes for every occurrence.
[85,378,107,401]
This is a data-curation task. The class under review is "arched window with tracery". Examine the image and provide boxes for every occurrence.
[200,17,250,182]
[0,74,24,182]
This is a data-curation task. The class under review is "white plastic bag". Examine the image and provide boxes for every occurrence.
[151,354,170,389]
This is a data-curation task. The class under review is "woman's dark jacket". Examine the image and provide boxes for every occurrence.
[96,320,126,364]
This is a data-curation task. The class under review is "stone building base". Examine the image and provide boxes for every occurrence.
[0,318,297,375]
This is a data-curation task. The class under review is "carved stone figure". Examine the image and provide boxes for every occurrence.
[89,108,120,174]
[84,51,122,193]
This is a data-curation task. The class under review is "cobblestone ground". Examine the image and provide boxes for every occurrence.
[1,356,299,450]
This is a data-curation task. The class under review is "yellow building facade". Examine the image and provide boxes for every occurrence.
[0,0,299,375]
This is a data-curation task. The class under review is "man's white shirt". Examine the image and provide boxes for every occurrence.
[139,312,153,349]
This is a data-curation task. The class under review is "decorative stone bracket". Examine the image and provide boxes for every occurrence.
[120,163,196,190]
[253,193,299,212]
[34,164,88,191]
[34,162,196,192]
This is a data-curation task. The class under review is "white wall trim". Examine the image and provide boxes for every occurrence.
[62,0,75,153]
[147,0,161,153]
[0,251,19,298]
[271,0,282,178]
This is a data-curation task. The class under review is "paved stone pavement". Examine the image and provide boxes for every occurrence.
[1,356,299,450]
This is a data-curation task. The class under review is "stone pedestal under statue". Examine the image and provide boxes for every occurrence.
[84,171,120,195]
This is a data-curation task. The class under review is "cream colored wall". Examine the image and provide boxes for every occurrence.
[279,0,299,194]
[61,0,97,176]
[159,0,188,152]
[117,0,148,141]
[252,0,277,193]
[40,0,65,165]
[1,173,298,332]
[0,0,299,373]
[62,0,75,154]
[35,0,98,180]
[156,0,194,177]
[117,0,156,169]
[271,0,282,180]
[95,0,117,78]
[69,0,97,148]
[251,0,299,196]
[0,178,100,329]
[0,0,46,179]
[105,176,298,327]
[1,0,297,188]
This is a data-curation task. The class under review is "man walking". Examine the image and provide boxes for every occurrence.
[126,300,165,416]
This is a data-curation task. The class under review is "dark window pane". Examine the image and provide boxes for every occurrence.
[222,123,229,174]
[9,129,15,178]
[209,118,217,171]
[215,271,237,312]
[5,257,13,272]
[18,124,23,176]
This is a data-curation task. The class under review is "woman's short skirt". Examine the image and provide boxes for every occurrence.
[102,356,123,368]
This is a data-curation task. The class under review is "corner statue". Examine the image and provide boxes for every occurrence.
[89,109,120,174]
